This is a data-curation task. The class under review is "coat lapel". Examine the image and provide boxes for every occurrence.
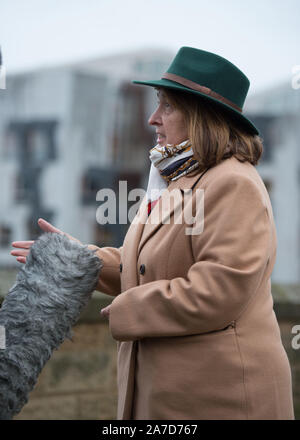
[138,168,209,257]
[120,195,148,290]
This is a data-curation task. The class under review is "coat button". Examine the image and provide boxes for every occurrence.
[120,263,122,273]
[139,264,145,275]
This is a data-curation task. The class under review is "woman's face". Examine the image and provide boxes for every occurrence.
[148,89,188,146]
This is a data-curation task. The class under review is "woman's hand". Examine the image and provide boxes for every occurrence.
[10,218,82,264]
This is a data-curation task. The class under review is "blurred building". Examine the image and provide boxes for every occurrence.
[245,81,300,283]
[0,52,299,284]
[0,48,173,266]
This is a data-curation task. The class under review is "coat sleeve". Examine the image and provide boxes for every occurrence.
[87,245,122,296]
[108,173,272,341]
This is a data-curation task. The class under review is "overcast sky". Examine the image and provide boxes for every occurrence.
[1,0,299,95]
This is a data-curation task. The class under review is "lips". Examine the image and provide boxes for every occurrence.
[156,133,165,143]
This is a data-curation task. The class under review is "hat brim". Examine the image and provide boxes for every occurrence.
[132,78,259,136]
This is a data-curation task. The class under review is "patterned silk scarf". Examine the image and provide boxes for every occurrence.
[145,139,200,215]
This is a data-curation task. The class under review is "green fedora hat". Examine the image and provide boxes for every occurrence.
[132,46,259,135]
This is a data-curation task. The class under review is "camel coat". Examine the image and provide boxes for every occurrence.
[89,156,294,420]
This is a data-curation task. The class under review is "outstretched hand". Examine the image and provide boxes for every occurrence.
[10,218,82,264]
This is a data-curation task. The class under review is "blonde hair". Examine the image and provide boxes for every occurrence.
[159,87,264,171]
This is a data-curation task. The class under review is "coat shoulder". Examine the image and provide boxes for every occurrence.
[202,156,261,184]
[196,157,270,208]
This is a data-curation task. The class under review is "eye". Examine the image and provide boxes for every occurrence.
[156,98,171,110]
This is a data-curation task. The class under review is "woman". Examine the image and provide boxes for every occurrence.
[11,47,294,420]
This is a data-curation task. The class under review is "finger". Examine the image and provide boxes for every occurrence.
[11,250,29,257]
[38,218,62,234]
[12,241,34,249]
[17,257,26,264]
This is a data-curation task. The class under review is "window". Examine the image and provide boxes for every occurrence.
[26,211,54,240]
[0,225,12,247]
[244,115,279,163]
[81,167,142,206]
[14,171,33,202]
[81,168,115,205]
[5,120,58,164]
[83,167,143,247]
[113,83,153,165]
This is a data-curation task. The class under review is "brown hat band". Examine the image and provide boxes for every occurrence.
[162,72,242,113]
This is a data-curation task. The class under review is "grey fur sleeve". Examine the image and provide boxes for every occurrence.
[0,232,103,420]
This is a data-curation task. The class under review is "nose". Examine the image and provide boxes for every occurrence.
[148,106,162,126]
